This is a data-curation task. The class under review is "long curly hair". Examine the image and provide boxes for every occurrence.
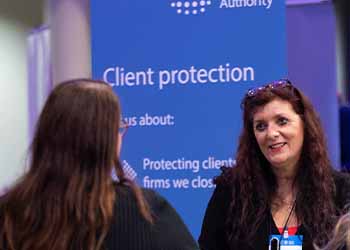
[0,79,152,250]
[217,80,336,247]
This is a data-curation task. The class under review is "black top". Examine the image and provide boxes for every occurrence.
[198,171,350,250]
[105,185,199,250]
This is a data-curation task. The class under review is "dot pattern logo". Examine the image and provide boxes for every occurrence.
[170,0,212,15]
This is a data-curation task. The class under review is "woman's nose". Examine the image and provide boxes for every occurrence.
[266,125,279,139]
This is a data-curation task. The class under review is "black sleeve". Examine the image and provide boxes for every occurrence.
[198,184,231,250]
[333,171,350,211]
[144,189,199,250]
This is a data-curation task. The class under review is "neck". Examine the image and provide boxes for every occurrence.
[272,163,298,186]
[273,167,298,201]
[276,178,295,198]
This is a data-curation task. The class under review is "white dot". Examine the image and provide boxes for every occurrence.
[176,1,182,7]
[200,0,205,6]
[177,9,182,13]
[184,1,190,7]
[192,9,198,14]
[206,0,211,5]
[171,2,176,7]
[184,9,190,15]
[192,1,198,7]
[200,7,205,12]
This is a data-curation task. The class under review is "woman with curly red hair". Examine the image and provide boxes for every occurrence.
[199,79,350,250]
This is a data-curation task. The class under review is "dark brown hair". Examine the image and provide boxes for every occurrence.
[0,79,152,250]
[217,81,336,247]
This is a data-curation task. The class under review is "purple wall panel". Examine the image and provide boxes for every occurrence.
[286,2,340,167]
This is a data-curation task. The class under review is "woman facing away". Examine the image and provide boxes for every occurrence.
[0,79,198,250]
[199,79,350,250]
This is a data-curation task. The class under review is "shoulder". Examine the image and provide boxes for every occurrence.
[214,166,237,187]
[332,170,350,188]
[141,188,183,223]
[141,189,199,250]
[141,188,169,211]
[202,167,236,218]
[333,170,350,191]
[332,170,350,209]
[198,168,234,250]
[114,184,174,214]
[213,166,238,198]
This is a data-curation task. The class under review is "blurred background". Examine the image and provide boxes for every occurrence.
[0,0,350,191]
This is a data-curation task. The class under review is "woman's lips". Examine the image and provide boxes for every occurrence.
[268,142,287,152]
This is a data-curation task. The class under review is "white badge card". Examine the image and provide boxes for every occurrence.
[268,234,303,250]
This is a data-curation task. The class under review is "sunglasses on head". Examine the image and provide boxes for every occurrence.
[245,79,292,98]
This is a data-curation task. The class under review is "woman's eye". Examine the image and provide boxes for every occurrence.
[277,117,288,125]
[255,123,266,131]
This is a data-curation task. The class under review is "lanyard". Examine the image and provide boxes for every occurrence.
[280,199,297,238]
[269,199,297,250]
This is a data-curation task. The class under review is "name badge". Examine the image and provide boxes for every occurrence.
[268,234,303,250]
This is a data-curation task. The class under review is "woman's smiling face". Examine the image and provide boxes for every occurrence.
[253,98,304,174]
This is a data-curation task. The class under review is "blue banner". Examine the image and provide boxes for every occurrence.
[91,0,286,238]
